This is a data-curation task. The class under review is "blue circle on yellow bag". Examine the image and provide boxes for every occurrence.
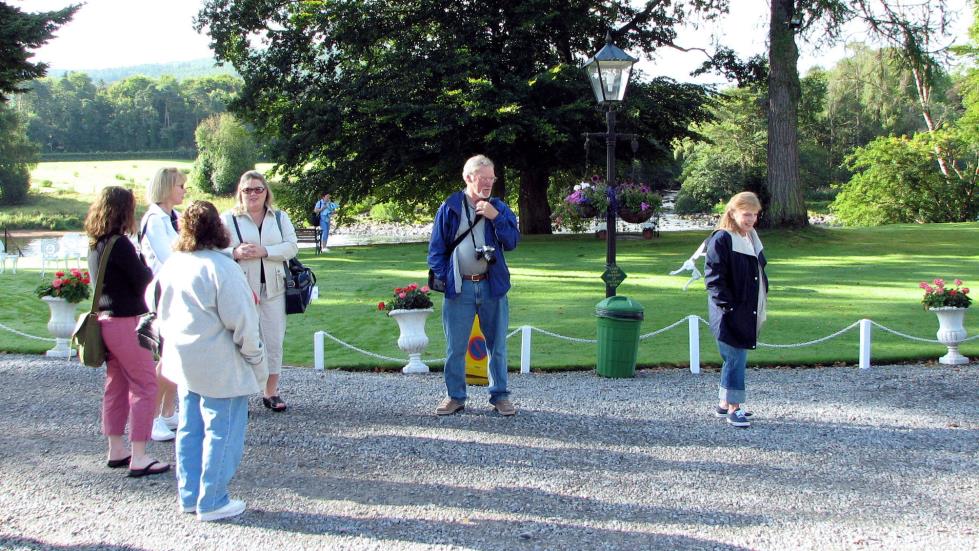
[468,336,487,360]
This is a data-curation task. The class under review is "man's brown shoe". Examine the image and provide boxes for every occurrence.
[435,398,464,416]
[493,399,516,416]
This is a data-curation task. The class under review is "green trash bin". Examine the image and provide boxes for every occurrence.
[595,296,644,378]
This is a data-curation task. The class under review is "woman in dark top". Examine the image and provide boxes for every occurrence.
[704,191,768,429]
[85,186,170,477]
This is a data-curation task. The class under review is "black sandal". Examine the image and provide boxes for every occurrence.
[262,395,287,412]
[106,455,131,469]
[127,460,171,478]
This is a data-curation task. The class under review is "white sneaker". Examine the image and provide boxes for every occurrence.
[162,413,179,430]
[197,499,246,522]
[323,247,330,252]
[151,417,175,442]
[179,504,195,514]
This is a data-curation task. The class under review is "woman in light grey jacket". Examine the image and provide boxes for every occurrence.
[154,200,267,522]
[221,171,298,412]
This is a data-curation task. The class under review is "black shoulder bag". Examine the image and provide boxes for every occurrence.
[428,210,483,293]
[233,212,317,315]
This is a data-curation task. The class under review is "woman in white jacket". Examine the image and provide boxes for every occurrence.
[153,200,267,522]
[139,167,186,442]
[222,171,298,412]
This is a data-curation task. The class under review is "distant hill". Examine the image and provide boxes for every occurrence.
[46,58,239,83]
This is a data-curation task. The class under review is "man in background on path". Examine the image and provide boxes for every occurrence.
[428,155,520,416]
[313,193,338,251]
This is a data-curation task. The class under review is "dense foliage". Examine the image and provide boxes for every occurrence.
[196,0,720,234]
[0,1,73,204]
[0,2,76,102]
[15,73,241,154]
[190,113,257,195]
[0,104,36,204]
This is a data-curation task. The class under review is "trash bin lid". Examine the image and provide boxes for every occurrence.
[595,296,644,320]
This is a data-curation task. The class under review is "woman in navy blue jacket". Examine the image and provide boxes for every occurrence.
[704,192,768,428]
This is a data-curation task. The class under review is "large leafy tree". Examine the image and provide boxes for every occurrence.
[0,2,77,102]
[714,0,955,227]
[0,1,76,204]
[196,0,720,234]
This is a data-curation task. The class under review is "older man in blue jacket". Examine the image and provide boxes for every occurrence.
[428,155,520,416]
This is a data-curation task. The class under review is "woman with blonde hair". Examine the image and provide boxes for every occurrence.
[221,171,298,412]
[85,186,170,477]
[140,167,186,442]
[704,191,768,428]
[154,200,266,521]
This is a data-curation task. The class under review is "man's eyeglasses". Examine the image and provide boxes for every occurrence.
[241,187,266,195]
[475,176,497,184]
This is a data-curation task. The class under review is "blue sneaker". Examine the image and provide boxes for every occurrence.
[727,409,751,428]
[715,406,753,418]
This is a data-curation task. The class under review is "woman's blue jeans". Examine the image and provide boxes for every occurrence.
[320,218,331,245]
[176,389,249,514]
[716,340,747,404]
[442,279,509,404]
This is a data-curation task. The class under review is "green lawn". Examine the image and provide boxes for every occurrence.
[0,160,275,231]
[2,223,977,370]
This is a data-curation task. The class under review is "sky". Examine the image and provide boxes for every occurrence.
[16,0,977,85]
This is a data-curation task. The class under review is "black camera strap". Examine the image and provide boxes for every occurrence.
[445,205,482,256]
[463,200,483,251]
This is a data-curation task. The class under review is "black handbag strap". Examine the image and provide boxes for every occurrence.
[89,235,120,314]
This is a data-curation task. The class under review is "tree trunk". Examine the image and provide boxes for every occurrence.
[517,167,552,235]
[765,0,808,228]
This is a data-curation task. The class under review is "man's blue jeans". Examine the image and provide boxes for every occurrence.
[442,279,509,404]
[716,340,747,404]
[176,389,248,514]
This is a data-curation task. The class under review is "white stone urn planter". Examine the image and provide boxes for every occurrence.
[42,296,77,358]
[389,308,434,374]
[930,307,970,365]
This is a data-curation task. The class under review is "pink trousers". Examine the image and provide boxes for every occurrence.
[99,314,157,442]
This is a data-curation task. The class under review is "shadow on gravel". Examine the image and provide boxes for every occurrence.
[0,536,142,551]
[280,472,769,528]
[237,509,753,550]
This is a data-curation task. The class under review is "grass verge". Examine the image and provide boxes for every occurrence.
[1,223,977,370]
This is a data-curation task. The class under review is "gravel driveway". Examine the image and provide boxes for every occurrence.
[0,355,976,550]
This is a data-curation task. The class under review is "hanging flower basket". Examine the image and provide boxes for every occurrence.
[618,206,653,224]
[575,203,599,218]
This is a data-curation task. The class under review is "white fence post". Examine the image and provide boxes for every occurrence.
[859,319,872,370]
[314,331,325,371]
[520,325,531,374]
[688,315,700,374]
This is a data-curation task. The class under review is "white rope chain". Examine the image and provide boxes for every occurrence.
[639,317,689,340]
[0,322,56,342]
[530,327,596,344]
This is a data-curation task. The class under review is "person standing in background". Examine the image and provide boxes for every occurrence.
[85,186,169,477]
[313,192,338,252]
[139,167,185,442]
[704,191,768,429]
[222,171,298,413]
[155,200,266,522]
[428,155,520,417]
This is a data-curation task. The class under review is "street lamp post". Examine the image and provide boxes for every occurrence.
[582,32,639,297]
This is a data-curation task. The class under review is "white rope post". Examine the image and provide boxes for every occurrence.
[859,319,872,370]
[520,325,531,374]
[314,331,325,371]
[688,315,700,374]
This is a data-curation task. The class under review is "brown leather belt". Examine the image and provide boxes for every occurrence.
[462,274,487,281]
